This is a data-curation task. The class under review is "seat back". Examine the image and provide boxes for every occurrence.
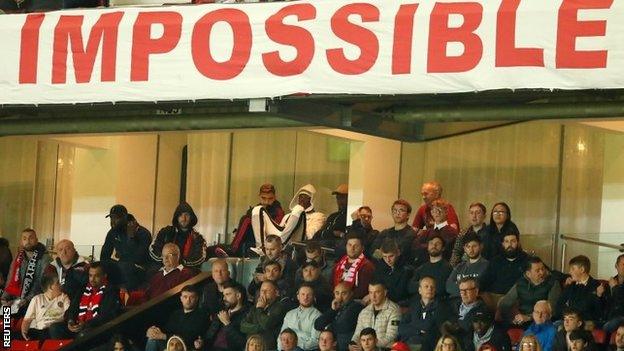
[507,328,524,348]
[9,340,40,351]
[202,257,241,281]
[41,339,73,351]
[592,329,607,344]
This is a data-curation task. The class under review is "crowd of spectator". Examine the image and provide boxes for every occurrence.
[0,180,623,351]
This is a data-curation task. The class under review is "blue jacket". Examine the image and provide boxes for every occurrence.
[524,321,556,351]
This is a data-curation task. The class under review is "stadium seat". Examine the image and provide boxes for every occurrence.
[9,340,40,351]
[508,328,524,346]
[41,339,73,351]
[239,257,261,288]
[592,329,607,344]
[125,289,146,306]
[201,257,241,281]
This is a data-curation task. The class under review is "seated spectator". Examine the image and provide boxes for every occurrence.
[101,206,152,290]
[463,311,511,351]
[21,274,70,340]
[231,183,284,257]
[280,328,305,351]
[452,277,489,335]
[413,181,460,232]
[351,281,400,349]
[332,233,375,300]
[200,258,232,315]
[319,330,338,351]
[246,334,266,351]
[415,199,458,263]
[553,308,595,351]
[241,280,291,350]
[0,237,12,289]
[451,203,487,267]
[555,255,607,325]
[52,262,120,338]
[1,228,51,316]
[44,239,88,300]
[520,335,543,351]
[605,254,624,333]
[355,327,381,351]
[248,260,292,303]
[446,234,489,298]
[279,283,322,351]
[434,335,463,351]
[315,282,364,351]
[258,235,297,283]
[296,241,333,282]
[297,260,332,311]
[345,206,379,259]
[499,256,561,326]
[399,276,454,351]
[612,323,624,351]
[145,243,197,300]
[149,202,207,269]
[107,333,140,351]
[250,184,326,249]
[145,284,207,351]
[569,330,593,351]
[481,232,528,308]
[166,335,187,351]
[314,184,349,244]
[371,238,412,305]
[409,235,453,300]
[204,281,250,351]
[524,301,556,351]
[372,200,417,265]
[482,203,519,260]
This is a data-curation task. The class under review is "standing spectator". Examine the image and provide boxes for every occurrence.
[44,239,88,300]
[409,235,453,300]
[399,276,454,351]
[481,233,528,308]
[101,206,152,290]
[204,281,249,351]
[332,233,375,299]
[200,258,232,315]
[482,203,519,260]
[463,311,511,351]
[145,243,197,300]
[605,254,624,333]
[319,330,338,351]
[315,282,364,351]
[279,284,322,351]
[524,301,556,351]
[0,237,12,288]
[241,280,290,350]
[315,184,349,244]
[371,238,412,305]
[145,284,207,351]
[555,255,608,325]
[1,228,51,316]
[499,256,561,326]
[21,274,70,340]
[351,281,400,349]
[451,203,487,267]
[412,181,460,232]
[150,202,207,269]
[553,308,595,351]
[231,183,285,257]
[372,200,417,265]
[415,199,459,263]
[446,234,489,299]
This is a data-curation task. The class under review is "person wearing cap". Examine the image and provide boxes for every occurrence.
[251,184,326,250]
[149,202,207,269]
[230,183,285,257]
[101,205,152,290]
[313,184,349,245]
[371,200,417,266]
[413,181,460,233]
[463,310,510,351]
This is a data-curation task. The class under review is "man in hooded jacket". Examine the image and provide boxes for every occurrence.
[149,202,207,269]
[250,184,326,252]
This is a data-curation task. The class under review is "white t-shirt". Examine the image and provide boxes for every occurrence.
[24,293,70,330]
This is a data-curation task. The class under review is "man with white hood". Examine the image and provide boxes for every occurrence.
[251,184,326,252]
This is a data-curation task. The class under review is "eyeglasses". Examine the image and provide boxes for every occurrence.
[459,287,477,293]
[522,342,536,346]
[492,210,507,215]
[392,208,408,214]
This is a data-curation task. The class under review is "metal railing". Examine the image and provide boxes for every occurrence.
[559,234,624,269]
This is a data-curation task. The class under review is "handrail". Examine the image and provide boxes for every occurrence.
[59,271,212,351]
[559,234,624,251]
[290,241,335,253]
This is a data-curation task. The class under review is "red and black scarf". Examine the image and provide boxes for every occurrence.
[4,247,43,298]
[78,284,106,323]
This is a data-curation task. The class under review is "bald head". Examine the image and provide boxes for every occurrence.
[56,239,77,266]
[162,243,181,270]
[211,259,230,285]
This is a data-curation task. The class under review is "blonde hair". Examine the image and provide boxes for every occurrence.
[519,335,542,351]
[166,335,187,351]
[246,334,265,351]
[435,335,462,351]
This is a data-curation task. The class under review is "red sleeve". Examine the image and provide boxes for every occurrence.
[447,204,460,230]
[354,260,375,300]
[412,205,426,229]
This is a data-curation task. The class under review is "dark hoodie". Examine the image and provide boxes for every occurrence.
[149,202,207,268]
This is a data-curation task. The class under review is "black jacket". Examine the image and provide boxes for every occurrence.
[374,255,413,304]
[609,280,624,319]
[314,299,364,351]
[481,251,528,294]
[555,276,608,322]
[162,307,210,347]
[373,226,417,265]
[44,256,89,300]
[314,208,347,241]
[205,304,250,351]
[481,222,519,260]
[409,259,453,300]
[553,329,596,351]
[399,298,454,351]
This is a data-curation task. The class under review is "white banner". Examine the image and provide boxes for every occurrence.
[0,0,623,104]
